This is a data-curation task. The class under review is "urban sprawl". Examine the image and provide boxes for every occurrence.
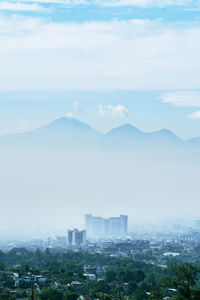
[1,215,200,299]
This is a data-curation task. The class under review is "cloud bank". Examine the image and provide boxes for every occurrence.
[188,111,200,120]
[161,91,200,107]
[0,1,46,11]
[98,104,128,117]
[14,0,194,7]
[0,16,200,91]
[98,0,192,7]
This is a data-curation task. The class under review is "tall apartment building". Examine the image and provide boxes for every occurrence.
[84,214,128,238]
[67,229,86,246]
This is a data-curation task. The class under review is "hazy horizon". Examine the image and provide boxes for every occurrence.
[0,0,200,239]
[0,115,200,142]
[0,118,200,235]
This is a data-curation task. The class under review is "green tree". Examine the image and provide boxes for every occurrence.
[169,263,200,300]
[39,287,64,300]
[0,262,5,271]
[96,279,110,293]
[135,270,145,283]
[128,281,138,294]
[19,279,31,289]
[64,291,78,300]
[4,277,15,289]
[132,288,148,300]
[0,293,16,300]
[105,270,116,282]
[122,271,136,282]
[149,286,165,300]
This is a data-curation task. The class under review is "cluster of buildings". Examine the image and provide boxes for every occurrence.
[67,229,86,246]
[66,214,128,246]
[84,214,128,238]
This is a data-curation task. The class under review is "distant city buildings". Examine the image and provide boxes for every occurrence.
[195,220,200,228]
[84,214,128,238]
[67,229,86,246]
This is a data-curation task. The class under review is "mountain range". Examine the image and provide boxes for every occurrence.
[0,117,199,150]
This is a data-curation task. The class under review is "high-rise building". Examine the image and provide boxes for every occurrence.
[67,229,73,245]
[103,218,110,237]
[67,229,86,246]
[84,214,104,237]
[84,214,93,235]
[84,214,128,238]
[120,215,128,235]
[109,217,122,237]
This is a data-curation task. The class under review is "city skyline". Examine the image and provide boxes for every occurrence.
[84,214,128,238]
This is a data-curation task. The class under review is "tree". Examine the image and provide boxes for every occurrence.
[64,291,78,300]
[0,293,16,300]
[149,286,165,300]
[168,263,200,300]
[128,281,138,294]
[4,277,15,289]
[19,279,31,289]
[96,280,110,293]
[135,270,145,283]
[0,262,5,271]
[35,248,43,261]
[132,288,148,300]
[121,271,136,282]
[39,287,64,300]
[105,270,116,282]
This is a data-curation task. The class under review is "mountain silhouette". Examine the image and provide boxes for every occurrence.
[32,117,101,141]
[0,117,199,151]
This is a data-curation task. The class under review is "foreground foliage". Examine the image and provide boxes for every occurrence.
[0,249,200,299]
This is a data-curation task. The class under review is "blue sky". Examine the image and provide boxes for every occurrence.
[0,0,200,139]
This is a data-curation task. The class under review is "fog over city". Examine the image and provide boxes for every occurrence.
[0,116,200,238]
[0,0,200,241]
[1,2,200,300]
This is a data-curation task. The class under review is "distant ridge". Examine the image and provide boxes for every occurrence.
[0,116,200,150]
[32,117,101,141]
[105,123,144,138]
[146,128,181,144]
[187,137,200,146]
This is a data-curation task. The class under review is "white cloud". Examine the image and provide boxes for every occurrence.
[16,0,88,4]
[14,0,192,6]
[66,112,73,118]
[0,16,200,91]
[98,0,191,7]
[185,6,200,11]
[161,91,200,107]
[188,111,200,120]
[98,104,128,117]
[0,1,45,11]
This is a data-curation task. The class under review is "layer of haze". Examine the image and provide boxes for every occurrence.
[0,143,199,237]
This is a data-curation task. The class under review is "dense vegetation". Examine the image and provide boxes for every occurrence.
[1,248,200,299]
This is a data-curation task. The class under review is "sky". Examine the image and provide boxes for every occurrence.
[1,1,200,235]
[0,0,200,139]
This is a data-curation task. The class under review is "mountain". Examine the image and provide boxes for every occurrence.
[187,137,200,146]
[147,128,182,145]
[0,117,199,152]
[32,117,101,141]
[98,123,145,149]
[0,117,101,149]
[105,123,144,139]
[99,124,182,149]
